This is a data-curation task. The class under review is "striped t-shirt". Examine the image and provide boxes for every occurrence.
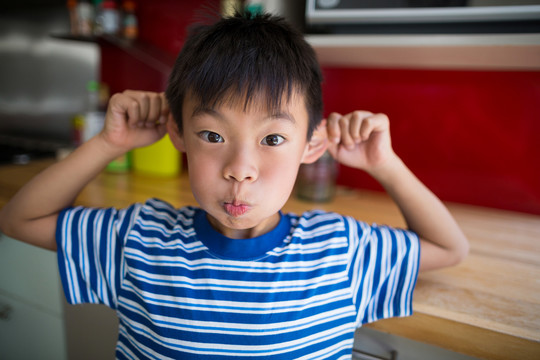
[56,198,420,360]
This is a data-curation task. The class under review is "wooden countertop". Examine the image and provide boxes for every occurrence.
[1,159,539,359]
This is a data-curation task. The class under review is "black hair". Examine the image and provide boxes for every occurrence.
[165,11,323,139]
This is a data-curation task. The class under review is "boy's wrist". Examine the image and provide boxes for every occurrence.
[366,153,407,187]
[88,133,129,162]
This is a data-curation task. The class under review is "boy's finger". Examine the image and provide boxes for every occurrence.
[119,90,144,127]
[126,97,142,128]
[137,93,150,127]
[349,111,373,143]
[338,114,355,150]
[326,112,342,144]
[146,93,162,127]
[360,113,389,140]
[158,93,170,124]
[109,92,141,128]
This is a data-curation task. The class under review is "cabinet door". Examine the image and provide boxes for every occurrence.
[0,234,67,360]
[0,292,67,360]
[0,234,63,314]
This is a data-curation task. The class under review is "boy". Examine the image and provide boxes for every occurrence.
[0,12,468,360]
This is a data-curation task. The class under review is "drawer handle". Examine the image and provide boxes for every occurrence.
[353,349,398,360]
[0,303,13,320]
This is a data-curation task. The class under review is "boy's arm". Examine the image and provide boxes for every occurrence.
[325,111,469,271]
[0,91,169,250]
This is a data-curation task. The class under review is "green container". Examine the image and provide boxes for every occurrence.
[106,151,132,173]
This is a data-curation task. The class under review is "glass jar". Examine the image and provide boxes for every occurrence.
[295,151,338,202]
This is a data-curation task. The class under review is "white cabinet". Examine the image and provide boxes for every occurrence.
[0,233,119,360]
[0,293,66,360]
[0,233,67,360]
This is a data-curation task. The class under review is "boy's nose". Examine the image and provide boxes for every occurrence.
[223,148,258,182]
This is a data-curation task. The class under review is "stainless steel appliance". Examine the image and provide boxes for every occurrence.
[0,1,99,159]
[306,0,540,33]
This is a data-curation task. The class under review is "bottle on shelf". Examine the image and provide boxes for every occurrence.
[76,0,95,36]
[122,0,138,40]
[95,0,120,36]
[67,0,78,35]
[81,80,105,143]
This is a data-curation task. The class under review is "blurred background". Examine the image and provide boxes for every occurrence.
[1,0,539,214]
[0,0,99,142]
[0,1,539,359]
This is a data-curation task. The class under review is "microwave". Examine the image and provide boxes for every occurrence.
[305,0,540,34]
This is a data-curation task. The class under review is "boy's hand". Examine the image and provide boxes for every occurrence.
[326,111,396,174]
[99,90,170,153]
[326,111,469,271]
[0,90,171,250]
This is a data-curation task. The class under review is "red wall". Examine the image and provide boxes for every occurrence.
[324,68,540,214]
[136,0,221,57]
[100,0,540,215]
[100,0,220,94]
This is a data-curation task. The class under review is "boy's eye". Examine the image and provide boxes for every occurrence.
[200,131,223,143]
[262,134,285,146]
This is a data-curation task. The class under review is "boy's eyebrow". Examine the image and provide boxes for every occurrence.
[265,111,296,123]
[191,107,296,124]
[191,107,221,120]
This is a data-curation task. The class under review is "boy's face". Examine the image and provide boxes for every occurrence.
[169,93,325,239]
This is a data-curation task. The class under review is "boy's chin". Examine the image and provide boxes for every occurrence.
[207,211,281,239]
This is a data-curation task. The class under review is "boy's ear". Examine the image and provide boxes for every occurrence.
[166,115,185,152]
[301,120,328,164]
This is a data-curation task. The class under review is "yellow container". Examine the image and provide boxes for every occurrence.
[133,134,181,177]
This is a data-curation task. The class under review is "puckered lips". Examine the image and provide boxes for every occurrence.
[223,200,250,217]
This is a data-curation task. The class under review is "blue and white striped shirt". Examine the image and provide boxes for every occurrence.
[57,198,420,359]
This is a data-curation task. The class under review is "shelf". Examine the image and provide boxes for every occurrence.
[98,35,176,75]
[50,34,98,43]
[306,33,540,70]
[51,34,176,75]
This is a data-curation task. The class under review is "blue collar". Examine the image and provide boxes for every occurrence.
[193,209,291,260]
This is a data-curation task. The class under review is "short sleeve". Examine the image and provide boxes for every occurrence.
[56,203,141,309]
[346,218,420,326]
